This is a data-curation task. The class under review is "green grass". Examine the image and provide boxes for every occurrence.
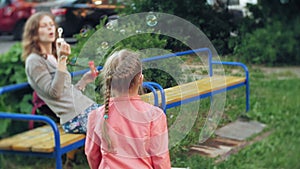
[1,66,300,169]
[171,67,300,169]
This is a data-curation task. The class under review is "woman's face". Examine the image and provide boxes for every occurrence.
[38,15,56,43]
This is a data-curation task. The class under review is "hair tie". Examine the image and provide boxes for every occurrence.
[104,114,109,119]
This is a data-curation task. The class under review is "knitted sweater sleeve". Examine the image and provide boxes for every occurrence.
[25,54,68,99]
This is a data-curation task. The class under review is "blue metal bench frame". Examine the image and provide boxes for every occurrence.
[0,47,249,169]
[0,113,80,169]
[0,73,163,169]
[0,81,162,169]
[143,81,166,113]
[142,48,249,112]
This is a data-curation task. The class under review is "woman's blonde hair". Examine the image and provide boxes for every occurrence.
[100,49,142,150]
[22,12,58,61]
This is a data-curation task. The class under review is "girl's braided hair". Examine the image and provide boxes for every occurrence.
[100,49,142,151]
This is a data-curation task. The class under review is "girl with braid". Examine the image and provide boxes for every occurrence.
[85,49,171,169]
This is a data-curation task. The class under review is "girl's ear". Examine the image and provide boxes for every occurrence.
[139,74,144,85]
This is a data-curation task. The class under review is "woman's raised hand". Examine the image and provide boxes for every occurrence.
[56,41,71,71]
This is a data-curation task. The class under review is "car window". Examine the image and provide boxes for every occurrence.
[91,0,124,5]
[22,0,60,2]
[218,0,240,6]
[32,0,75,2]
[227,0,240,5]
[71,0,114,5]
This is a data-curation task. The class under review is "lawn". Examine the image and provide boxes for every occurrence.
[1,66,299,169]
[179,67,300,169]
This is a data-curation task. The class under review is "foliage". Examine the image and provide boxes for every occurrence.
[116,0,300,65]
[0,43,32,135]
[231,0,300,65]
[231,21,299,65]
[0,43,26,84]
[71,16,182,91]
[120,0,237,55]
[71,17,167,64]
[254,0,300,24]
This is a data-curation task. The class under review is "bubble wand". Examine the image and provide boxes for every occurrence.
[89,61,98,77]
[56,27,68,60]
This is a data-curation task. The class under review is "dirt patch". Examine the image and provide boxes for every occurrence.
[181,63,300,81]
[255,66,300,79]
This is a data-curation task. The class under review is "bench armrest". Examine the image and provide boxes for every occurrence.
[143,82,166,113]
[212,61,250,111]
[211,61,249,79]
[0,112,61,152]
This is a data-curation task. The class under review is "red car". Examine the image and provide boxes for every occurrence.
[34,0,123,37]
[0,0,38,40]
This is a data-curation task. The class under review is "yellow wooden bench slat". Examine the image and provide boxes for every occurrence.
[11,126,67,151]
[0,125,51,150]
[0,125,84,153]
[166,76,246,104]
[140,94,154,104]
[141,76,246,105]
[12,131,54,151]
[32,133,85,153]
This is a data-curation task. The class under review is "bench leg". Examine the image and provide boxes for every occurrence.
[55,152,63,169]
[246,80,250,112]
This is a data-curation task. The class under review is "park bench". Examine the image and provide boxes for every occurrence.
[0,81,164,169]
[140,48,249,111]
[0,48,249,169]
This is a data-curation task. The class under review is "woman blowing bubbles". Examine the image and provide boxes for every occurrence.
[22,12,99,134]
[85,49,171,169]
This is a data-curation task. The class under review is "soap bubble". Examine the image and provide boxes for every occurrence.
[120,29,126,34]
[101,41,109,49]
[106,22,114,30]
[146,13,158,27]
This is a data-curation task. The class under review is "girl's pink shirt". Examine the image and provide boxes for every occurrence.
[85,96,171,169]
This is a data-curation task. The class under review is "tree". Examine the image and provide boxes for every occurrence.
[231,0,300,65]
[121,0,237,55]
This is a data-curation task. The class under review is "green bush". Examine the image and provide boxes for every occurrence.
[0,43,26,84]
[120,0,236,55]
[230,1,300,65]
[232,21,299,65]
[71,17,183,93]
[0,43,32,135]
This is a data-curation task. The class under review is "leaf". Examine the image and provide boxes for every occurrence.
[19,94,33,114]
[0,119,11,135]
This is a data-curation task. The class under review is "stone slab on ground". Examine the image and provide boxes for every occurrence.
[215,119,266,141]
[189,119,268,160]
[190,137,245,158]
